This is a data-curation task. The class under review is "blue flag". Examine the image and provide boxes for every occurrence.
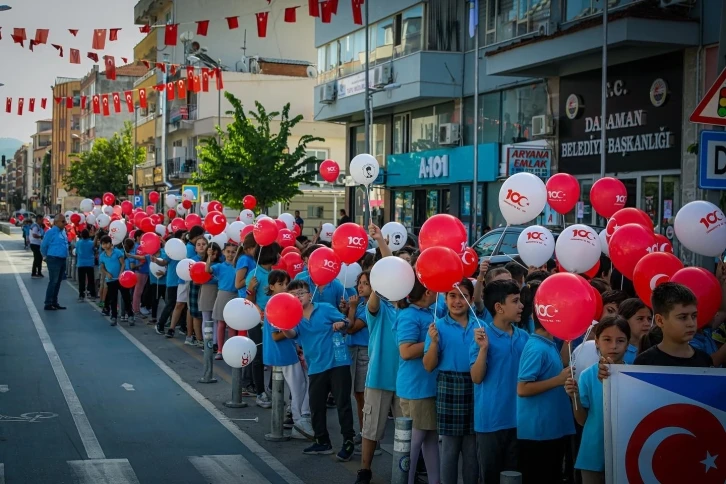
[469,0,479,38]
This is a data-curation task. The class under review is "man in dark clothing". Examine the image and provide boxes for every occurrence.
[338,209,352,226]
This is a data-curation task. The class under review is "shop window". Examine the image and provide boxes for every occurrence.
[394,190,414,230]
[463,92,502,145]
[307,206,324,219]
[393,114,410,154]
[500,83,547,144]
[410,102,455,152]
[460,185,483,217]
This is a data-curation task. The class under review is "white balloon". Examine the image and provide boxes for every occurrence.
[92,207,102,217]
[320,223,335,243]
[80,199,94,213]
[200,202,210,217]
[381,222,407,251]
[599,229,610,257]
[555,224,601,274]
[182,189,195,201]
[72,248,77,256]
[256,213,270,222]
[371,256,415,302]
[498,172,547,225]
[176,203,187,216]
[109,220,128,245]
[176,258,195,281]
[674,200,726,257]
[223,298,261,331]
[222,336,257,368]
[64,210,73,223]
[155,224,166,236]
[226,221,247,244]
[337,262,362,289]
[278,213,295,230]
[165,238,187,260]
[350,153,380,186]
[96,213,111,228]
[211,232,229,247]
[203,233,212,242]
[85,213,96,226]
[102,205,114,216]
[239,209,255,225]
[516,225,554,268]
[150,262,166,276]
[165,194,178,209]
[78,213,86,224]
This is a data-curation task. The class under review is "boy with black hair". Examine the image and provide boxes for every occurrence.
[470,280,529,483]
[505,261,527,287]
[525,270,550,284]
[484,266,511,285]
[600,290,628,319]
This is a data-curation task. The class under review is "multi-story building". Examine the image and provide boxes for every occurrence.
[133,0,346,233]
[31,119,52,213]
[79,63,148,153]
[51,77,82,213]
[12,143,33,211]
[313,0,722,256]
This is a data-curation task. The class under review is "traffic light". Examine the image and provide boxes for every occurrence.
[719,87,726,118]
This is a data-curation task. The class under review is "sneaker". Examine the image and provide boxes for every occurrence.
[128,317,135,326]
[31,274,41,279]
[97,301,104,308]
[290,427,308,440]
[326,394,336,408]
[283,417,294,429]
[256,393,272,409]
[165,328,175,338]
[77,297,84,303]
[293,418,315,441]
[185,336,194,345]
[214,353,223,360]
[303,441,333,455]
[140,308,150,316]
[120,316,128,323]
[354,469,372,484]
[102,310,110,317]
[353,433,363,445]
[240,385,257,397]
[336,440,355,462]
[195,340,204,348]
[110,318,118,327]
[155,325,164,335]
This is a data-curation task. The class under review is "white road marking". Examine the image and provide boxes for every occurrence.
[121,383,135,391]
[67,459,140,484]
[0,385,8,393]
[0,243,105,460]
[188,455,272,484]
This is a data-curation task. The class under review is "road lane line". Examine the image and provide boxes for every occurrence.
[188,455,272,484]
[67,459,141,484]
[0,243,105,460]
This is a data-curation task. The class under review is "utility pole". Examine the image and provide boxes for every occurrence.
[471,0,480,243]
[362,0,371,228]
[599,0,608,179]
[133,105,138,199]
[160,54,169,188]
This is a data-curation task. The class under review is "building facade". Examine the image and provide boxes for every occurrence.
[50,77,82,213]
[12,143,34,211]
[31,120,52,214]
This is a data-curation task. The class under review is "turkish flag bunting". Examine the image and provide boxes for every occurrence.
[139,25,151,34]
[88,52,99,62]
[215,68,224,90]
[186,66,195,88]
[155,62,166,73]
[330,0,339,14]
[164,24,178,46]
[226,16,239,29]
[352,0,363,25]
[41,98,47,109]
[142,60,150,69]
[52,44,63,57]
[153,84,165,92]
[201,68,210,92]
[284,7,298,22]
[11,35,24,47]
[29,40,37,52]
[104,56,116,80]
[193,75,201,93]
[70,48,80,64]
[122,57,128,64]
[5,98,11,113]
[13,28,26,40]
[124,91,134,112]
[54,97,62,105]
[170,64,178,76]
[308,0,320,17]
[101,94,110,116]
[256,12,269,38]
[17,98,23,115]
[92,29,106,50]
[138,88,147,109]
[29,98,35,112]
[0,28,3,41]
[196,20,209,36]
[177,79,187,99]
[166,82,175,100]
[321,1,334,23]
[81,96,87,110]
[92,94,100,114]
[66,97,73,109]
[68,29,78,36]
[112,93,121,113]
[34,29,49,44]
[109,28,121,41]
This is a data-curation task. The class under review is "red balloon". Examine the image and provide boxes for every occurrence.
[253,218,278,246]
[139,217,155,233]
[185,213,203,230]
[145,205,155,215]
[583,260,600,279]
[416,247,464,293]
[546,173,580,215]
[190,261,212,284]
[461,247,479,278]
[606,208,653,242]
[292,223,301,237]
[133,211,146,228]
[102,192,115,206]
[149,191,160,204]
[308,247,341,286]
[150,214,162,225]
[319,159,340,183]
[208,200,223,213]
[9,217,15,224]
[76,223,86,233]
[331,223,368,264]
[204,211,227,236]
[70,213,81,224]
[243,195,257,210]
[139,232,161,255]
[282,252,304,278]
[110,213,122,222]
[265,293,303,330]
[670,268,722,328]
[419,214,468,255]
[121,200,133,215]
[277,228,296,248]
[272,258,287,273]
[170,218,186,232]
[654,233,673,253]
[126,222,134,234]
[166,209,176,220]
[129,230,136,240]
[590,285,603,322]
[590,177,627,219]
[240,224,255,241]
[182,199,192,210]
[609,223,656,280]
[119,270,137,289]
[281,246,301,257]
[534,273,595,340]
[17,214,24,221]
[633,252,684,308]
[274,218,287,231]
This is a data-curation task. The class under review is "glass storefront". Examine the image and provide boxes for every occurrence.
[392,187,450,234]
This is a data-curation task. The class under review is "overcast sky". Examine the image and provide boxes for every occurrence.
[0,0,142,141]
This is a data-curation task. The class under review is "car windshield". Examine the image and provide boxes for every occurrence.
[472,231,502,258]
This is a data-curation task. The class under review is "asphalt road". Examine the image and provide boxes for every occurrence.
[0,228,397,484]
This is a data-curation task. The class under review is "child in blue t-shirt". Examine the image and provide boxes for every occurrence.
[75,229,97,300]
[234,233,257,298]
[565,316,630,484]
[22,220,31,249]
[206,243,238,359]
[344,271,371,439]
[618,298,652,364]
[98,235,131,325]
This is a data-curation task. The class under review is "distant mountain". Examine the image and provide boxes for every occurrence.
[0,138,25,174]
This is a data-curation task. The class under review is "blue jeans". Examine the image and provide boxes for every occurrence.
[44,256,67,306]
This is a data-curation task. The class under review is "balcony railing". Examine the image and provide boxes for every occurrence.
[166,158,197,179]
[134,67,156,88]
[136,112,155,126]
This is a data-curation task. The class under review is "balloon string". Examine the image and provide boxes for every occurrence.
[252,247,262,278]
[502,253,529,271]
[311,285,319,301]
[568,340,577,410]
[455,284,483,328]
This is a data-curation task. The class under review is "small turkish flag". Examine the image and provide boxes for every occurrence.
[52,44,63,57]
[170,64,178,76]
[201,68,210,92]
[284,7,298,23]
[121,57,128,64]
[155,62,166,73]
[165,24,178,46]
[92,95,100,114]
[166,82,175,100]
[41,98,47,109]
[329,0,339,14]
[109,28,121,41]
[66,97,73,109]
[125,91,134,112]
[142,60,150,69]
[215,68,224,90]
[193,75,201,93]
[88,52,99,63]
[29,40,37,52]
[308,0,320,17]
[54,97,62,105]
[138,88,147,109]
[321,1,334,23]
[226,16,239,29]
[11,35,24,47]
[5,98,11,113]
[70,48,80,64]
[196,20,209,36]
[256,12,270,38]
[17,98,23,115]
[81,96,87,110]
[68,29,78,36]
[177,79,187,99]
[102,94,110,116]
[13,28,26,40]
[139,25,151,34]
[105,56,116,80]
[352,0,364,25]
[112,93,121,113]
[186,66,195,88]
[34,29,49,44]
[92,29,107,50]
[29,98,35,112]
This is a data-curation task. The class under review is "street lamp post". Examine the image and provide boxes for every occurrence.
[600,0,608,179]
[133,105,138,200]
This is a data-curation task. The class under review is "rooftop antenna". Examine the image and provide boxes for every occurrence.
[241,29,247,56]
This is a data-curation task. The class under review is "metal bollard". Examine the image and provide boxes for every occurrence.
[198,320,217,384]
[391,417,413,484]
[224,367,248,408]
[264,366,289,442]
[500,471,522,484]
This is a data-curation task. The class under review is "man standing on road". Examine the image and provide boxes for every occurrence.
[338,209,352,226]
[29,216,44,278]
[294,210,304,233]
[40,214,68,310]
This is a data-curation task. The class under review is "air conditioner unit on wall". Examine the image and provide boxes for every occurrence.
[335,173,346,185]
[319,83,336,104]
[531,115,553,137]
[372,64,392,88]
[438,123,460,145]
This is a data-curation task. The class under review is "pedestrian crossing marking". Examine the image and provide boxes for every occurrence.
[188,455,272,484]
[67,459,140,484]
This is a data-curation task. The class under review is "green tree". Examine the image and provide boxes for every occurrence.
[63,122,143,198]
[41,150,51,208]
[192,93,324,211]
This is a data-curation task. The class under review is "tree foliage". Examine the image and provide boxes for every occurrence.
[192,92,324,211]
[63,122,143,198]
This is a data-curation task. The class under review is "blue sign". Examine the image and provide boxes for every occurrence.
[181,184,200,202]
[386,144,499,188]
[698,130,726,189]
[133,195,143,208]
[93,198,102,205]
